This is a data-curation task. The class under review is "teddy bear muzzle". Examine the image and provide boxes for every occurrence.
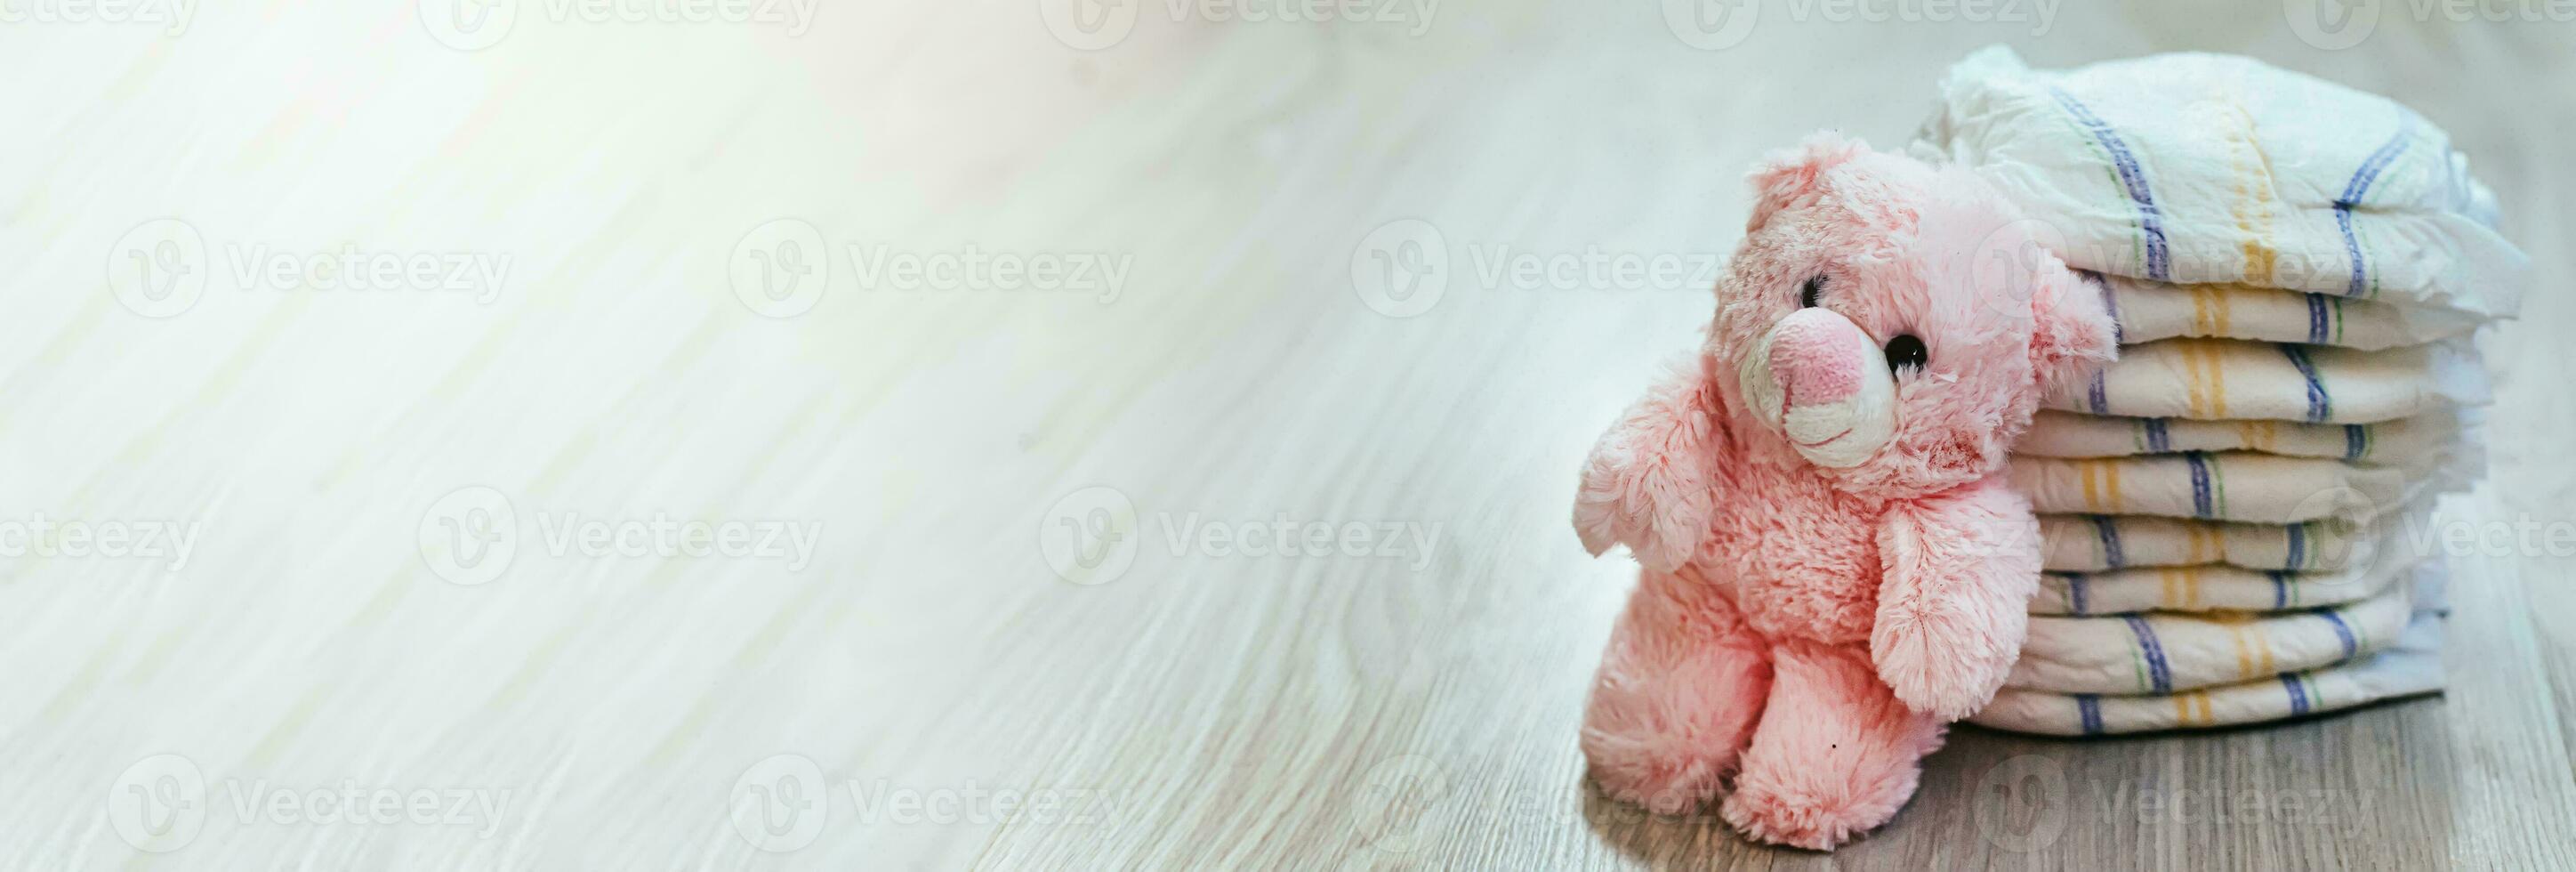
[1735,307,1898,468]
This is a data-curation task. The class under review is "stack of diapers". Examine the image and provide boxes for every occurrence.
[1910,47,2524,736]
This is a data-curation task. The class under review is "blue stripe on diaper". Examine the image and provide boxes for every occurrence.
[2285,522,2308,571]
[2280,344,2330,423]
[2093,515,2126,569]
[2269,570,2291,610]
[2306,294,2330,344]
[2316,608,2359,659]
[2076,694,2105,735]
[2345,424,2369,462]
[2281,674,2312,716]
[2086,270,2124,343]
[2050,87,2170,280]
[2124,615,2174,694]
[2335,120,2414,298]
[2065,573,2090,616]
[2088,367,2110,415]
[2186,452,2215,519]
[2143,418,2170,453]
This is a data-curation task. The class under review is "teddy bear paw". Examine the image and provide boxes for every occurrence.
[1718,773,1908,851]
[1588,754,1727,817]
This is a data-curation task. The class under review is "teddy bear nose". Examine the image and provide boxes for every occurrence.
[1767,308,1870,407]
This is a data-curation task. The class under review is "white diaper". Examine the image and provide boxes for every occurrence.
[2038,505,2429,573]
[2017,409,2459,462]
[2090,272,2479,351]
[1974,610,2445,736]
[1912,46,2526,318]
[2003,567,2432,695]
[2008,450,2456,524]
[2041,338,2489,424]
[2033,552,2421,617]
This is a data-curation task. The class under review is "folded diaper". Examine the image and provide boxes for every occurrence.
[2038,509,2423,573]
[1973,610,2445,735]
[2091,272,2480,351]
[2008,451,2433,524]
[2042,338,2487,424]
[1912,46,2526,318]
[2004,572,2419,695]
[2017,409,2458,462]
[2032,553,2424,616]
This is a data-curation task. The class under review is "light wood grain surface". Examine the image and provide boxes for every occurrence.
[2,2,2571,868]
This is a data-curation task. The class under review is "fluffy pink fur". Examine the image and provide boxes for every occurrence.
[1573,133,2116,850]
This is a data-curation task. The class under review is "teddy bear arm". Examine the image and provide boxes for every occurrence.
[1867,478,2041,720]
[1572,358,1725,573]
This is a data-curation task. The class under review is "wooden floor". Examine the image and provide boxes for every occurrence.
[3,2,2572,868]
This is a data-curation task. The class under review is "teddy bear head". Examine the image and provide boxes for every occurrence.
[1709,133,2116,497]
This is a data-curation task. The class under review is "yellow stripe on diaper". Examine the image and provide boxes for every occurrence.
[2190,285,2235,338]
[2182,342,2210,418]
[2234,420,2277,453]
[2203,610,2277,682]
[2080,459,2123,512]
[2177,340,2232,419]
[2170,688,2218,726]
[2204,342,2229,417]
[2157,567,2205,610]
[2234,188,2279,288]
[2217,91,2281,287]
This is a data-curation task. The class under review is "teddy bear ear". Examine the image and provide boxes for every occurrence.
[1745,131,1870,233]
[2029,267,2121,392]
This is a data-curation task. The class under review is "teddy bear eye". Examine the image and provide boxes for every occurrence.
[1797,276,1823,309]
[1884,334,1928,373]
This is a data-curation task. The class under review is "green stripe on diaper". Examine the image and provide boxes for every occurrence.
[2331,297,2347,344]
[2209,456,2229,519]
[2357,223,2383,300]
[2054,111,2146,272]
[2128,634,2153,694]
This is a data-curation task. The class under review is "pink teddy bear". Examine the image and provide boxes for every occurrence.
[1573,133,2117,849]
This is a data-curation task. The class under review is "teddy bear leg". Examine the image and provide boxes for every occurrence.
[1582,571,1773,815]
[1719,639,1945,850]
